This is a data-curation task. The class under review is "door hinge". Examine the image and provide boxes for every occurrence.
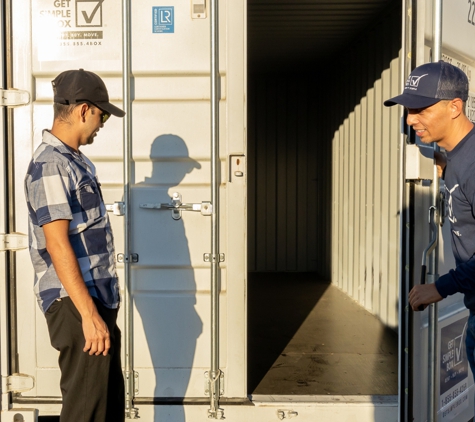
[0,88,30,107]
[1,373,35,393]
[0,233,28,252]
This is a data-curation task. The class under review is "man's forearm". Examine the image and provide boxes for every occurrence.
[435,255,475,298]
[46,238,97,317]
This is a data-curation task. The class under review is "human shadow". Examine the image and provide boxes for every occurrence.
[131,134,203,422]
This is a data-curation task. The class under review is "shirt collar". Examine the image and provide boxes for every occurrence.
[42,129,82,157]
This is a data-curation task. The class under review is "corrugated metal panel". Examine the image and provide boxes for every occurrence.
[248,0,396,71]
[331,6,401,325]
[247,3,402,325]
[248,78,330,274]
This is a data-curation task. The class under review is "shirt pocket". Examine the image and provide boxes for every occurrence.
[78,180,103,220]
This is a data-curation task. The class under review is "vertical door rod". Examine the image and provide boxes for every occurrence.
[208,0,224,419]
[427,1,443,420]
[122,0,138,418]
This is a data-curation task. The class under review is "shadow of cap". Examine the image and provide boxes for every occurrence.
[150,134,201,169]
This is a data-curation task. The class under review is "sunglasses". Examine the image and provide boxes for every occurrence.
[98,109,111,124]
[86,102,110,124]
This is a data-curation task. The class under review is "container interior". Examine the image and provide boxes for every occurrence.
[247,0,402,396]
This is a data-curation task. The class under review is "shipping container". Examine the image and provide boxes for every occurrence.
[1,0,475,421]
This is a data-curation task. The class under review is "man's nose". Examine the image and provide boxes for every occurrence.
[406,112,417,126]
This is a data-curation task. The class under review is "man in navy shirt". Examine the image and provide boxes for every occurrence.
[385,60,475,382]
[25,69,125,421]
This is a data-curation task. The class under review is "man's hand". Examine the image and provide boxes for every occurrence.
[409,283,443,311]
[82,312,111,356]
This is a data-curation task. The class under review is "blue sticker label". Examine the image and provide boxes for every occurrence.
[153,7,174,33]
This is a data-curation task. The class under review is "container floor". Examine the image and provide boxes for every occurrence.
[248,272,398,395]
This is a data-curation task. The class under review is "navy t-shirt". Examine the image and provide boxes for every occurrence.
[436,126,475,310]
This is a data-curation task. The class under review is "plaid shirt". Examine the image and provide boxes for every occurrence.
[24,130,120,313]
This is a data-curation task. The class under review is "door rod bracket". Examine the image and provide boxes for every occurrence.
[117,253,139,263]
[203,253,225,263]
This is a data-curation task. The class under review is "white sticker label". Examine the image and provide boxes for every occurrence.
[33,0,119,62]
[439,317,470,421]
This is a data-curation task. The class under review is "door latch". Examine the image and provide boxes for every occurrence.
[105,201,125,216]
[140,192,212,220]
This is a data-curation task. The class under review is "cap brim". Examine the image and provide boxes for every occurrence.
[186,158,201,169]
[95,101,126,117]
[383,93,440,109]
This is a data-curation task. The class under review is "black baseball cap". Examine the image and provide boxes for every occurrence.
[384,60,468,108]
[52,69,125,117]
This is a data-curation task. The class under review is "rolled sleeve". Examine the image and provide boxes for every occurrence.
[30,163,73,226]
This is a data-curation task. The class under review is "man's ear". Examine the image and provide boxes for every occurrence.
[77,103,90,122]
[450,98,464,118]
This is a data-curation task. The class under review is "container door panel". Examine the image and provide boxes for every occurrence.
[10,0,125,401]
[409,1,475,421]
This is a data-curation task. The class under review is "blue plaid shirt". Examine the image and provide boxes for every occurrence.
[24,130,120,313]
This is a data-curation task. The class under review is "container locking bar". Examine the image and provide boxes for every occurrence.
[139,192,212,220]
[208,0,223,418]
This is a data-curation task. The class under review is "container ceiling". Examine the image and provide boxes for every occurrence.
[248,0,397,72]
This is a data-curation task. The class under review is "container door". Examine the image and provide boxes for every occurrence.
[405,1,475,421]
[129,0,246,409]
[8,0,246,417]
[9,0,128,409]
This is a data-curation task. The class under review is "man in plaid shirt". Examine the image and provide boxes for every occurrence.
[24,69,125,421]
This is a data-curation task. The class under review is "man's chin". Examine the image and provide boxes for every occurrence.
[418,137,432,145]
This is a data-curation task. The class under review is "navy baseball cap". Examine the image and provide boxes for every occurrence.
[384,60,468,108]
[52,69,125,117]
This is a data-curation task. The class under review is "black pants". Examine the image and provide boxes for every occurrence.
[45,297,125,422]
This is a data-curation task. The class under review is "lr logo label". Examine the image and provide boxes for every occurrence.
[76,0,104,27]
[152,7,174,33]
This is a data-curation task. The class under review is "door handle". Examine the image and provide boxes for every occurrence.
[140,192,212,220]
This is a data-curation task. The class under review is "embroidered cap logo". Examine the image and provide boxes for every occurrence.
[405,73,428,91]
